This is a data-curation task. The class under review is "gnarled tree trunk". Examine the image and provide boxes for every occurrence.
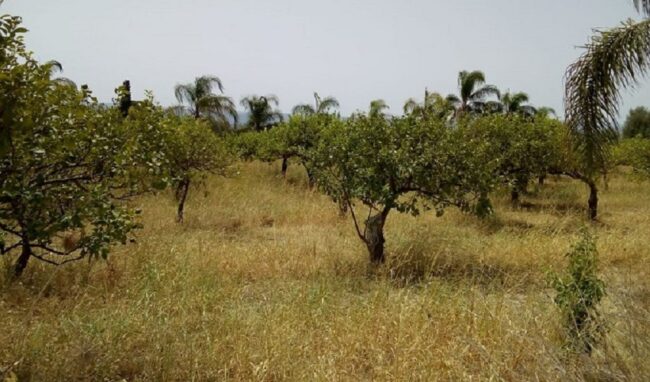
[364,208,390,264]
[176,178,191,223]
[281,155,289,178]
[14,240,31,277]
[511,189,520,205]
[511,174,528,206]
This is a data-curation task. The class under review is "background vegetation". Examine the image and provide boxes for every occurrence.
[2,1,650,381]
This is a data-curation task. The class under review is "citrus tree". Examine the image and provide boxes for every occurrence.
[612,138,650,179]
[460,114,565,205]
[313,114,492,264]
[165,115,232,222]
[229,114,329,186]
[0,16,170,277]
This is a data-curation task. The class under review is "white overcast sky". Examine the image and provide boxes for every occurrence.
[4,0,650,118]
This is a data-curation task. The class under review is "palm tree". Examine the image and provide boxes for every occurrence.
[240,95,283,131]
[497,91,537,117]
[446,70,500,115]
[563,0,650,219]
[174,75,237,128]
[44,60,76,87]
[535,107,557,119]
[369,99,389,119]
[292,92,339,115]
[404,89,456,120]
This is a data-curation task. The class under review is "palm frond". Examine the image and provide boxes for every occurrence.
[403,98,419,114]
[519,105,537,117]
[471,84,500,101]
[174,83,195,105]
[262,94,280,106]
[318,96,339,114]
[510,92,530,105]
[536,106,557,118]
[565,18,650,174]
[43,60,64,75]
[196,75,224,95]
[369,99,389,117]
[459,70,486,102]
[484,100,503,114]
[292,104,316,115]
[634,0,650,17]
[445,94,461,106]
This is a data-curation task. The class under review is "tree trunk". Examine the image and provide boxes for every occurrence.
[14,241,31,277]
[281,155,288,178]
[305,167,316,189]
[511,189,520,205]
[364,209,389,264]
[538,175,546,186]
[588,180,598,220]
[338,198,348,217]
[176,178,191,223]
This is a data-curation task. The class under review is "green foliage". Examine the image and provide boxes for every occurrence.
[565,18,650,177]
[292,92,339,116]
[312,113,492,261]
[446,70,500,115]
[240,95,283,131]
[404,91,456,121]
[228,130,272,162]
[228,114,330,184]
[0,16,171,274]
[550,229,606,354]
[164,115,232,181]
[174,75,237,130]
[162,114,232,222]
[622,106,650,139]
[612,137,650,178]
[460,114,567,196]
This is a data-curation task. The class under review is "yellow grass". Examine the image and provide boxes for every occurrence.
[1,161,649,381]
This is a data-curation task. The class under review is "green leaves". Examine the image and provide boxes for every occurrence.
[313,114,490,217]
[612,138,650,178]
[0,16,180,272]
[549,229,606,353]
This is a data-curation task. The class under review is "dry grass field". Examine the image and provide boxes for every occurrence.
[1,161,649,381]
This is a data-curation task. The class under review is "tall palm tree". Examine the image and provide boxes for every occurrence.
[446,70,500,115]
[369,99,389,119]
[292,92,339,115]
[174,75,237,128]
[240,95,283,131]
[563,0,650,219]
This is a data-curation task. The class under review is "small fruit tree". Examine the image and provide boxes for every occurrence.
[0,15,170,276]
[313,114,493,264]
[164,114,232,222]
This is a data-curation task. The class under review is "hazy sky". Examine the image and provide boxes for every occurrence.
[4,0,650,118]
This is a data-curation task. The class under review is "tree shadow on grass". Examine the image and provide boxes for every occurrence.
[378,240,540,292]
[518,201,585,216]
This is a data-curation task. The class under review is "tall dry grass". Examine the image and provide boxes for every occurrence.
[1,161,649,381]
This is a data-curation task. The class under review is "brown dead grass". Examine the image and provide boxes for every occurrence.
[1,162,649,381]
